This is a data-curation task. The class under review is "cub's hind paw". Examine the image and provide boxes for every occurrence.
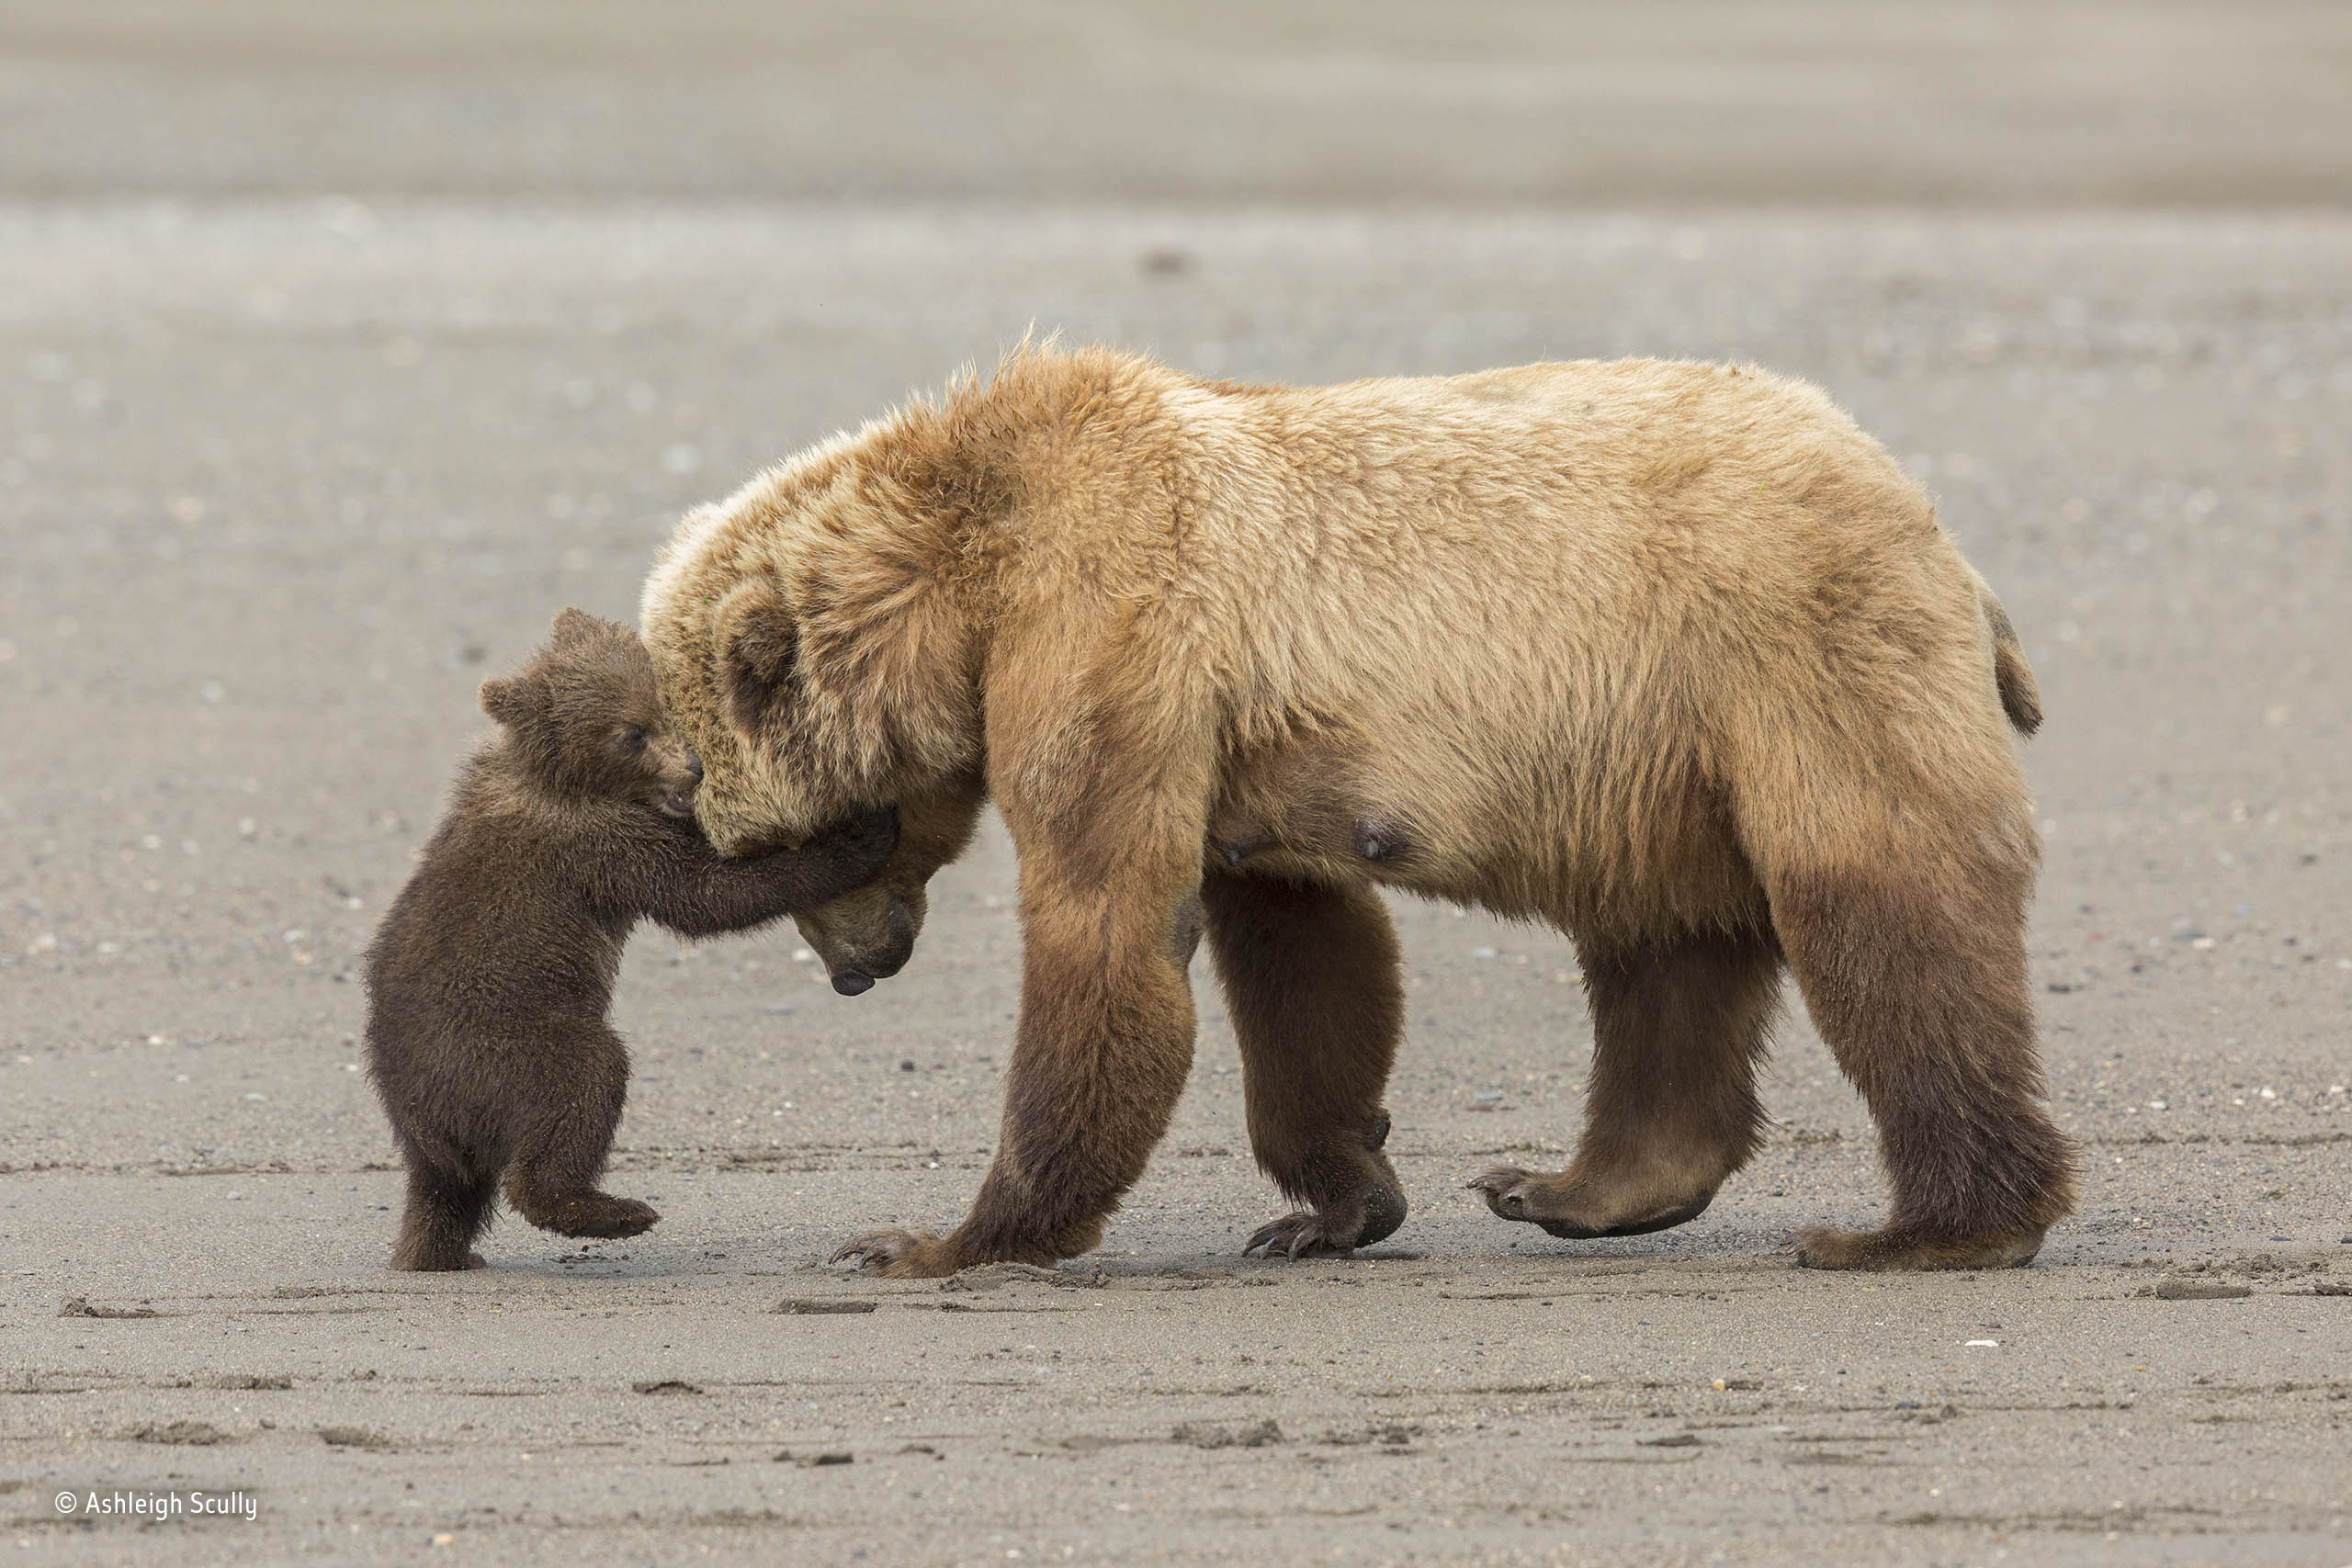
[392,1247,487,1272]
[829,1227,962,1279]
[1243,1213,1356,1260]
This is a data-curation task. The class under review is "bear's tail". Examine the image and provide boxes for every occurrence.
[1971,571,2042,737]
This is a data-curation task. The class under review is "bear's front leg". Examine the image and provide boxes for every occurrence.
[1201,869,1409,1259]
[829,846,1201,1278]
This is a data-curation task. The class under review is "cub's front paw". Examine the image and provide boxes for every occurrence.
[540,1193,661,1239]
[817,803,900,874]
[828,1227,963,1278]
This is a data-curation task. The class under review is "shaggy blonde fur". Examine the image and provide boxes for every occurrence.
[641,345,2074,1278]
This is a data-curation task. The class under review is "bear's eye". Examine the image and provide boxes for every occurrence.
[614,725,648,754]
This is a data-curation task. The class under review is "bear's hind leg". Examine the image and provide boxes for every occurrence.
[392,1155,496,1271]
[503,1022,661,1241]
[1472,926,1781,1240]
[1203,870,1408,1259]
[1771,860,2076,1270]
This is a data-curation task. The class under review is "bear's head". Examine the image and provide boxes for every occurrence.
[639,442,990,991]
[480,607,707,820]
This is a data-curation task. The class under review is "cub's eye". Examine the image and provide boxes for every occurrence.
[614,725,648,753]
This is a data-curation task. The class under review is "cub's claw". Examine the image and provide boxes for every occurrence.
[828,1227,962,1279]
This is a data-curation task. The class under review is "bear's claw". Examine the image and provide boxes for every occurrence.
[829,1227,963,1278]
[1243,1213,1356,1260]
[1469,1165,1716,1238]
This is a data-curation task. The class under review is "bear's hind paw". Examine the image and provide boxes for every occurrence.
[1469,1165,1715,1238]
[1791,1224,2046,1271]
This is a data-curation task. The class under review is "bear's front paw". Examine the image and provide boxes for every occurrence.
[828,1227,963,1278]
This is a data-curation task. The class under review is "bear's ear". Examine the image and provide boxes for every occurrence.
[549,606,605,649]
[479,674,536,728]
[714,581,799,740]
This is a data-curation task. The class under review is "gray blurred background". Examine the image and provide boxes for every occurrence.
[6,0,2351,203]
[6,6,2350,1567]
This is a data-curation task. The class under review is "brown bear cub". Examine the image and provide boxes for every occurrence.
[364,608,896,1270]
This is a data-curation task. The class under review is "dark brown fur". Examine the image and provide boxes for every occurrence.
[363,610,896,1270]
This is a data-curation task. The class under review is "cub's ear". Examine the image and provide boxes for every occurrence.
[549,606,607,648]
[714,581,799,739]
[479,674,537,727]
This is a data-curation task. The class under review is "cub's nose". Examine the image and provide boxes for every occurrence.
[684,750,704,781]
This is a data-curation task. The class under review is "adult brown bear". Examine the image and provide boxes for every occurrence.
[639,346,2074,1279]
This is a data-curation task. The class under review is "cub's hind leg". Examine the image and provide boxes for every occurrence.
[391,1148,497,1270]
[503,1020,660,1241]
[1203,869,1408,1258]
[1473,926,1781,1239]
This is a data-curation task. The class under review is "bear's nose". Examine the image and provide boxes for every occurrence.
[684,749,704,781]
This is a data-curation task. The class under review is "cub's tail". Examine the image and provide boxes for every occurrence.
[1971,570,2042,737]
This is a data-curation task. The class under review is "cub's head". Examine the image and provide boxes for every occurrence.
[639,436,991,989]
[480,607,705,819]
